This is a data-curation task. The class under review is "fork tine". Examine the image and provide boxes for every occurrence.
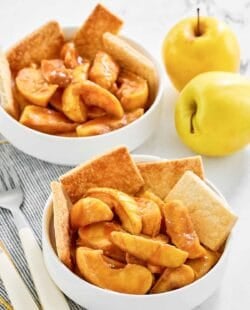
[0,166,20,190]
[0,172,7,191]
[8,166,20,188]
[0,167,11,190]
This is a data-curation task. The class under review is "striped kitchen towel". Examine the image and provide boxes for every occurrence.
[0,137,83,310]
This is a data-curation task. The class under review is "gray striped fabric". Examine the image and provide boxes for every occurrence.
[0,138,84,309]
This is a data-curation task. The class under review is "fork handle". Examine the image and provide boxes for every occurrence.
[0,248,39,310]
[19,227,70,310]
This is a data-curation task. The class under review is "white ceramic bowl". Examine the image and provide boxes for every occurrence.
[42,155,232,310]
[0,27,164,166]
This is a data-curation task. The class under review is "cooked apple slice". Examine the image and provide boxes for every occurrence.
[60,42,83,69]
[147,264,164,274]
[12,83,30,113]
[75,80,124,118]
[125,236,166,274]
[49,89,63,112]
[151,265,195,293]
[77,222,122,249]
[138,191,167,233]
[62,83,87,123]
[89,51,119,90]
[153,233,170,243]
[87,106,106,119]
[86,188,142,234]
[76,247,153,294]
[163,200,206,259]
[125,252,146,266]
[72,62,90,83]
[102,255,126,269]
[41,59,64,80]
[126,249,164,274]
[77,222,125,262]
[19,105,77,134]
[41,59,72,87]
[116,70,148,111]
[135,197,161,237]
[16,68,58,107]
[124,108,144,123]
[76,122,111,137]
[70,197,113,229]
[57,132,77,137]
[111,231,188,267]
[139,191,165,215]
[187,249,221,279]
[76,108,144,137]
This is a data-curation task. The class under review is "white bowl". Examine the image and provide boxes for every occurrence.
[42,155,232,310]
[0,27,164,166]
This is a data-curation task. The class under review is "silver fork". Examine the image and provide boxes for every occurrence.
[0,167,69,310]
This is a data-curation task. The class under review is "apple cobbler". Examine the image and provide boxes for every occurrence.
[1,4,158,137]
[50,146,237,294]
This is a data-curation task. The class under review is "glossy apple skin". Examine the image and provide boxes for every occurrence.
[175,72,250,156]
[163,17,240,91]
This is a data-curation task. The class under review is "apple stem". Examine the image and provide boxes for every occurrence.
[196,8,201,36]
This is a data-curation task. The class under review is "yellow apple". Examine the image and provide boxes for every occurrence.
[175,72,250,156]
[162,16,240,91]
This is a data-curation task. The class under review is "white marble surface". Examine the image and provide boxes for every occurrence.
[0,0,250,309]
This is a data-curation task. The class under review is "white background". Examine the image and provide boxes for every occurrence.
[0,0,250,309]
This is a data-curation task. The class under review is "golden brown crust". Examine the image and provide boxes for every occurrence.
[51,181,72,269]
[102,32,158,103]
[0,50,19,118]
[137,156,205,199]
[7,21,64,73]
[74,4,123,60]
[59,146,144,203]
[165,171,237,251]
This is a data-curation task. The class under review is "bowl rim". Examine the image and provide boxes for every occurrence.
[42,154,233,299]
[0,27,164,141]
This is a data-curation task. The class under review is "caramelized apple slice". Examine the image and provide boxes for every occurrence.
[111,231,188,267]
[125,108,144,123]
[77,222,125,262]
[147,264,164,274]
[125,253,146,266]
[89,51,119,90]
[116,70,148,111]
[60,42,83,69]
[102,255,126,269]
[75,80,124,118]
[70,197,113,229]
[139,191,165,215]
[49,89,63,112]
[76,247,153,294]
[62,83,87,123]
[153,234,170,244]
[87,106,106,119]
[163,200,206,259]
[41,59,64,80]
[86,188,142,234]
[151,265,195,293]
[125,234,169,266]
[135,197,162,237]
[57,132,77,137]
[72,62,90,83]
[187,249,221,279]
[125,237,166,274]
[12,83,30,112]
[20,105,77,134]
[16,68,58,107]
[41,59,72,87]
[76,108,144,137]
[76,123,111,137]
